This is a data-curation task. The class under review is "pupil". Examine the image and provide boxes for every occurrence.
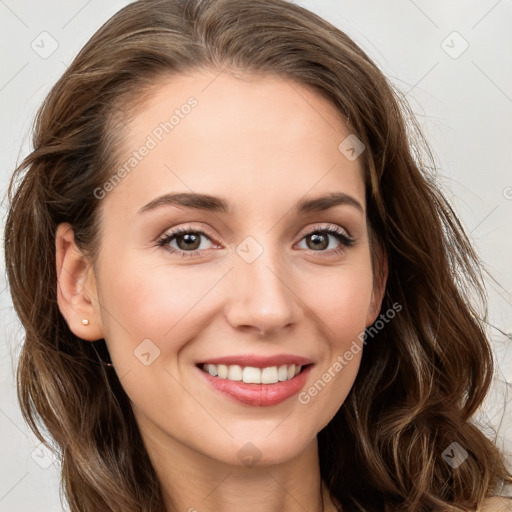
[179,233,200,250]
[309,233,327,250]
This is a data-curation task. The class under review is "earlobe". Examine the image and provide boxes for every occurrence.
[55,223,103,341]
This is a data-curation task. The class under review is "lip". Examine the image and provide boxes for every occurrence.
[198,354,314,368]
[197,363,314,407]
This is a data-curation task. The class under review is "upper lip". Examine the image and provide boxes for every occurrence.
[198,354,314,368]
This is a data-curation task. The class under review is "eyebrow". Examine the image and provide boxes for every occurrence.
[137,191,364,216]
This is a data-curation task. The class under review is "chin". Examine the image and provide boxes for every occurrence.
[204,428,316,468]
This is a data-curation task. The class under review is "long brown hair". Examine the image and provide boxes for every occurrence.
[4,0,511,510]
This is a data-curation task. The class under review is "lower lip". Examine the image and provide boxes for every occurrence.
[198,365,313,407]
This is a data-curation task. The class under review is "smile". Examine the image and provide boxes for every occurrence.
[201,363,304,384]
[196,354,314,406]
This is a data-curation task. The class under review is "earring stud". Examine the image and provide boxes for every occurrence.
[82,318,89,325]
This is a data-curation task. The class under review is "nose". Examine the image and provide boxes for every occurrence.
[224,239,303,338]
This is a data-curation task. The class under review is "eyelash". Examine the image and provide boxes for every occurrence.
[157,225,355,259]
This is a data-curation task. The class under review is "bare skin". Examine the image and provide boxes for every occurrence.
[56,69,389,512]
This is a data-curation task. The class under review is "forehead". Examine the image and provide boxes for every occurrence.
[103,69,365,219]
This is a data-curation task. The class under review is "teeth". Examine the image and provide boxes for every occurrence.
[228,365,242,381]
[261,366,278,384]
[217,364,228,379]
[243,366,261,383]
[202,363,303,384]
[277,365,288,381]
[206,364,218,376]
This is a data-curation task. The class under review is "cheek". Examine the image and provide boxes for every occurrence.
[325,276,373,334]
[95,255,212,420]
[293,260,373,425]
[97,254,220,354]
[298,258,374,342]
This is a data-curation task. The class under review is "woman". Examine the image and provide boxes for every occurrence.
[4,0,511,510]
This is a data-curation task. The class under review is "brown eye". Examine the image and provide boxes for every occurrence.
[174,232,202,251]
[306,232,329,251]
[157,227,217,258]
[297,226,354,253]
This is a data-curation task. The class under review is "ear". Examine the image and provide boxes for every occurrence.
[366,240,388,326]
[55,223,104,341]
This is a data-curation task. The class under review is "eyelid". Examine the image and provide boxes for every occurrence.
[157,224,220,250]
[157,222,217,241]
[298,223,353,240]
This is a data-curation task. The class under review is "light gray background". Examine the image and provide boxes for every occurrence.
[1,1,511,510]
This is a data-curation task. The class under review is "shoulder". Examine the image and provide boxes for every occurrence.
[479,497,512,511]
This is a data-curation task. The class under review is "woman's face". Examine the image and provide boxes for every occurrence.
[90,70,384,466]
